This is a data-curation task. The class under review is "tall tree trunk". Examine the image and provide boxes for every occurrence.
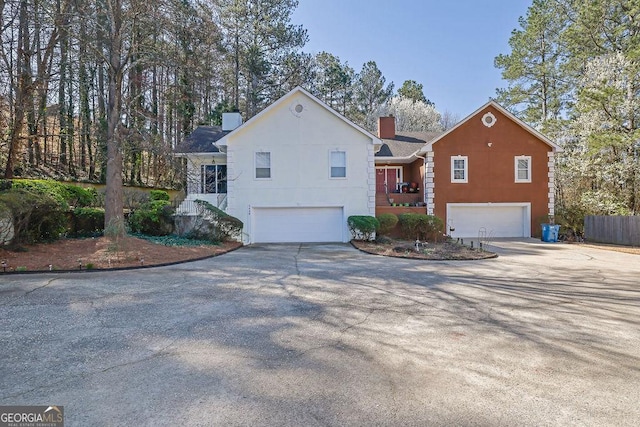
[4,0,30,178]
[66,47,75,177]
[78,22,91,175]
[57,0,68,168]
[96,6,108,183]
[103,0,125,238]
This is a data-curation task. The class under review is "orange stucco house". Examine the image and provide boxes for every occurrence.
[374,101,561,238]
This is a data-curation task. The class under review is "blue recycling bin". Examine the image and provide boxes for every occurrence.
[541,224,560,242]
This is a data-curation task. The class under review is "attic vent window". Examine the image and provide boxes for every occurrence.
[290,102,305,117]
[482,112,496,128]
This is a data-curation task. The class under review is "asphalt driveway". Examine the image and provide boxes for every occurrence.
[1,240,639,426]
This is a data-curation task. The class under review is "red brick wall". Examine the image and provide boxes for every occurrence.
[433,105,552,236]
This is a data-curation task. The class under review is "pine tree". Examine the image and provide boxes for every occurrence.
[494,0,569,130]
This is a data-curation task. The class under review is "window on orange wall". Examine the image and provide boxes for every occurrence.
[515,156,531,183]
[451,156,468,183]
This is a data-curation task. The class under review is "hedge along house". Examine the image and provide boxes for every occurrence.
[419,101,562,239]
[175,87,380,244]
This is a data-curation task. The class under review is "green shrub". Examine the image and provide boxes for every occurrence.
[71,207,105,237]
[398,213,444,242]
[376,213,398,236]
[554,204,585,237]
[150,189,170,201]
[0,189,68,244]
[65,185,98,207]
[347,215,379,241]
[11,179,96,208]
[128,199,174,236]
[193,200,243,241]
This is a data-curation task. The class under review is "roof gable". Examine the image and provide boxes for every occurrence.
[421,100,562,153]
[217,86,381,145]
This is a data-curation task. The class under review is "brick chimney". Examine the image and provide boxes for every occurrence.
[378,116,395,139]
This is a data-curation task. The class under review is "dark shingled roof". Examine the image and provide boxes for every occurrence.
[174,126,230,153]
[376,131,442,158]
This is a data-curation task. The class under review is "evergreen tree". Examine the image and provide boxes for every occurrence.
[397,80,432,105]
[494,0,569,130]
[352,61,394,128]
[310,52,355,116]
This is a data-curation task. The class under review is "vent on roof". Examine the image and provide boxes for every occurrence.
[222,112,242,131]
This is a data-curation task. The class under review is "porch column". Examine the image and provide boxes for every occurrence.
[425,151,435,215]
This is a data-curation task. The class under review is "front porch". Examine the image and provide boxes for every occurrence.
[375,191,424,208]
[375,192,427,217]
[375,160,425,212]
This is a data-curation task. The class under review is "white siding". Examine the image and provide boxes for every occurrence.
[226,91,375,243]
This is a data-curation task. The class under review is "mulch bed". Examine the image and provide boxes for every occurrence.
[0,236,242,273]
[351,238,497,260]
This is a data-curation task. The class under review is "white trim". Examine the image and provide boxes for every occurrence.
[367,144,376,215]
[515,155,532,183]
[481,112,497,128]
[374,155,419,165]
[451,155,468,183]
[446,202,531,238]
[548,152,556,218]
[424,151,435,214]
[420,100,562,153]
[174,152,226,158]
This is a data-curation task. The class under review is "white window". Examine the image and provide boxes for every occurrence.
[451,156,468,183]
[515,156,531,183]
[255,152,271,179]
[330,150,346,178]
[201,164,227,194]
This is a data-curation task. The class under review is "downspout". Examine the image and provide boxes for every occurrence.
[410,151,428,208]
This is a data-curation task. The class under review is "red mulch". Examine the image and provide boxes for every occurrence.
[0,236,241,272]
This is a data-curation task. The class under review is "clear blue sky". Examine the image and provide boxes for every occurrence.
[292,0,532,118]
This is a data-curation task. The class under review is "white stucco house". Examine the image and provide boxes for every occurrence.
[174,87,381,244]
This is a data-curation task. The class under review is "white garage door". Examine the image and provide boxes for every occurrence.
[447,203,530,238]
[252,207,344,243]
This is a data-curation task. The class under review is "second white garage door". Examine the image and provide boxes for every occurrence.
[252,207,344,243]
[447,203,530,238]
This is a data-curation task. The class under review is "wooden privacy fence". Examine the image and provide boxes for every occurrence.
[584,215,640,246]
